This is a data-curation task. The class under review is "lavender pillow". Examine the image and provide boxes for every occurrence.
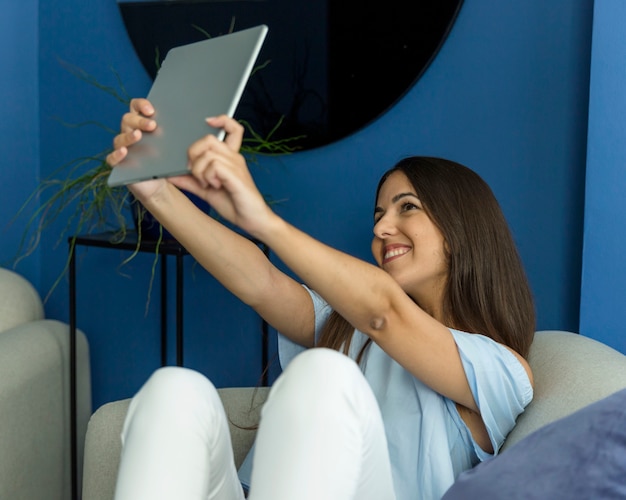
[442,388,626,499]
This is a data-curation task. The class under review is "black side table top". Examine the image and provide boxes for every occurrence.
[70,231,189,255]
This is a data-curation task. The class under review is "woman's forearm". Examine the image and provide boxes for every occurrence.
[138,183,315,345]
[141,183,278,307]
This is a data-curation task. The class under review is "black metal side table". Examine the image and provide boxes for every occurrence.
[67,231,270,500]
[68,231,189,499]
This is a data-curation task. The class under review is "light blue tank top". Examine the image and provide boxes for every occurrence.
[241,286,533,499]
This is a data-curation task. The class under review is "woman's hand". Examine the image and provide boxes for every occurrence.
[106,98,172,201]
[171,115,276,236]
[107,98,157,167]
[107,101,273,235]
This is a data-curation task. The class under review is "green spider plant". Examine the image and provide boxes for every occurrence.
[11,59,301,305]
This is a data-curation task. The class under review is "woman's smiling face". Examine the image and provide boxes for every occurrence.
[371,171,448,315]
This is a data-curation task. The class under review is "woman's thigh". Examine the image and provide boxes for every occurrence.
[115,366,245,500]
[249,348,396,500]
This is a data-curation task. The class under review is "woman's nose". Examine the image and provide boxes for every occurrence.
[373,214,396,239]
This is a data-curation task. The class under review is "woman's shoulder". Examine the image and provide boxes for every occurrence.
[449,329,534,400]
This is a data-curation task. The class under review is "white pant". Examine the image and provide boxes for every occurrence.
[114,348,396,500]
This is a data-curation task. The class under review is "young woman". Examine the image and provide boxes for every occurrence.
[107,99,535,500]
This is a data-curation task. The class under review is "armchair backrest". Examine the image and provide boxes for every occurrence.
[502,330,626,450]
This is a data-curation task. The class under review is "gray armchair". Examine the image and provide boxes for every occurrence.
[83,386,269,498]
[0,267,91,500]
[82,330,626,499]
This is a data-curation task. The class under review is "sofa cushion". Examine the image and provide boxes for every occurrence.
[442,387,626,499]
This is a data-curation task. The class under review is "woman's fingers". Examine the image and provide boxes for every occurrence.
[112,128,140,151]
[205,115,244,150]
[186,115,245,175]
[106,146,128,167]
[182,115,271,231]
[188,147,229,189]
[120,113,157,136]
[130,98,155,118]
[188,133,222,164]
[109,99,157,166]
[121,99,156,133]
[108,129,142,167]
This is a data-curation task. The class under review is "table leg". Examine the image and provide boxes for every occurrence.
[160,256,167,366]
[69,245,78,500]
[176,253,184,366]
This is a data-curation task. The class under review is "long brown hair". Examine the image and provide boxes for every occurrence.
[318,156,535,359]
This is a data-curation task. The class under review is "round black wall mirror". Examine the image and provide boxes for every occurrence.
[118,0,463,151]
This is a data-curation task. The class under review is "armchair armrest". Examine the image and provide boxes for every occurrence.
[82,386,269,500]
[0,268,44,332]
[0,320,91,499]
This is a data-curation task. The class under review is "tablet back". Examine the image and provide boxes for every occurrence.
[108,24,268,187]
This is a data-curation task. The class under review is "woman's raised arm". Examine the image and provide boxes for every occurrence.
[107,100,315,347]
[185,115,532,413]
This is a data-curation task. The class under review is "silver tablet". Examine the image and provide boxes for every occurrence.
[108,24,268,187]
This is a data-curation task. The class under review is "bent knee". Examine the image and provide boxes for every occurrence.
[272,348,368,405]
[286,348,361,381]
[138,366,221,412]
[122,368,229,449]
[145,366,215,392]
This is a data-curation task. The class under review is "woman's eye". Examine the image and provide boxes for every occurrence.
[400,202,418,212]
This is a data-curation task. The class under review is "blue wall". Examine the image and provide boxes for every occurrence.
[2,0,596,410]
[1,0,40,287]
[580,0,626,352]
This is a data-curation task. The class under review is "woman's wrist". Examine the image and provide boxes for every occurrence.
[246,208,285,246]
[132,181,176,212]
